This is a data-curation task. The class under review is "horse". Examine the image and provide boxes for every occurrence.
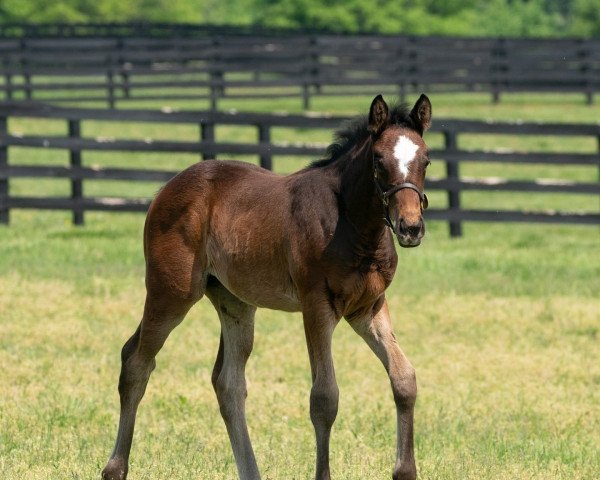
[101,93,432,480]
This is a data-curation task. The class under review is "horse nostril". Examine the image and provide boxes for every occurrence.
[399,218,423,237]
[407,225,421,237]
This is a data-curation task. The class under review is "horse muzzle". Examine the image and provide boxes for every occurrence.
[394,217,425,248]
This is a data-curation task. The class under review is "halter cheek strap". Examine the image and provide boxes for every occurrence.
[373,157,428,229]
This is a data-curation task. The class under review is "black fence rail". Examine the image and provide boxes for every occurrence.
[0,102,598,235]
[0,33,598,108]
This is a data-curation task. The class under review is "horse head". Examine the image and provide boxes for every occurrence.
[368,94,432,247]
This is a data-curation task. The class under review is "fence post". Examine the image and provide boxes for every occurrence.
[68,119,84,225]
[117,38,131,100]
[23,68,33,100]
[581,39,594,106]
[21,38,32,101]
[397,40,407,104]
[107,67,115,109]
[209,37,222,111]
[444,130,462,237]
[303,36,312,110]
[3,65,12,101]
[408,36,419,96]
[491,38,506,104]
[597,134,600,182]
[310,36,320,94]
[302,36,318,110]
[302,82,311,110]
[200,122,215,161]
[257,123,272,170]
[0,115,8,224]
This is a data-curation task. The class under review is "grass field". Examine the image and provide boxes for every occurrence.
[0,92,599,479]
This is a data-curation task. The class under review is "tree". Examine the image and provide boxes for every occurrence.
[0,0,598,38]
[570,0,600,36]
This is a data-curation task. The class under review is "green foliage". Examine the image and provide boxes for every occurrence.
[570,0,600,36]
[0,0,257,24]
[474,0,566,37]
[1,0,131,23]
[0,0,599,37]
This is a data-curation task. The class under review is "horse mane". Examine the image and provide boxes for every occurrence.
[310,103,415,169]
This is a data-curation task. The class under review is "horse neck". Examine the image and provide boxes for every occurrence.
[335,143,388,243]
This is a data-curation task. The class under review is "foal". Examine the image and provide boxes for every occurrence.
[102,94,432,480]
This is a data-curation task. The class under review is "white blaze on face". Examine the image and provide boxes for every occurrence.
[393,135,419,177]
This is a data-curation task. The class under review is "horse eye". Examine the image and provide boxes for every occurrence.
[425,160,431,168]
[373,155,385,169]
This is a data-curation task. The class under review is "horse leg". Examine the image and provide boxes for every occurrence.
[303,305,339,480]
[101,292,196,480]
[206,279,260,480]
[348,299,417,480]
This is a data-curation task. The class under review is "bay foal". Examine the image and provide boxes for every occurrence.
[102,94,432,480]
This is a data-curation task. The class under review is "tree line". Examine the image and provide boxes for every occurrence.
[0,0,598,37]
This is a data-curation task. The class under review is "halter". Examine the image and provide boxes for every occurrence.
[372,151,428,230]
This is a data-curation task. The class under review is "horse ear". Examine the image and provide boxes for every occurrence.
[368,94,389,136]
[410,94,432,136]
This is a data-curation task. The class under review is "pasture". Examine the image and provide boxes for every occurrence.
[0,92,599,479]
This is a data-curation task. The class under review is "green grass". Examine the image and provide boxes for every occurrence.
[0,93,599,479]
[0,214,598,479]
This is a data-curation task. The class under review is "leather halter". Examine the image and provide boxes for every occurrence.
[372,151,428,230]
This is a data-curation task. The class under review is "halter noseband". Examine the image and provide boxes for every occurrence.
[372,149,428,230]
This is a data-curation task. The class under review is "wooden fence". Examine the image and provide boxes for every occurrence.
[0,102,598,235]
[0,33,598,109]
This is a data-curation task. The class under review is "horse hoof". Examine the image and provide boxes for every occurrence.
[101,458,127,480]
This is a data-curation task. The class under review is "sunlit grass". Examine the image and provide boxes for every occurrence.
[0,216,598,479]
